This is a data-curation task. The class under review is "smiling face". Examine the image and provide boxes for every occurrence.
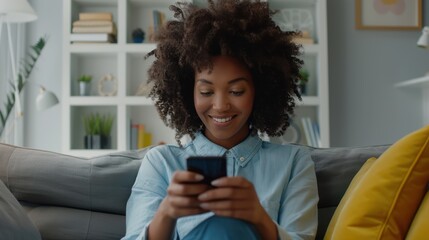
[194,56,255,149]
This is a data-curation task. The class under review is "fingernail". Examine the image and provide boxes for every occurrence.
[211,179,220,186]
[200,203,209,208]
[199,193,208,200]
[195,174,204,181]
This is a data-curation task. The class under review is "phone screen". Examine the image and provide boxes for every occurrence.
[186,156,226,185]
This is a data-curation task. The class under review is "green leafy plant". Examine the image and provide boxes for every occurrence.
[0,37,47,137]
[299,68,309,85]
[83,113,114,137]
[78,74,92,83]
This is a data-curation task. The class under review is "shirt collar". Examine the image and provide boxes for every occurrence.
[192,132,262,167]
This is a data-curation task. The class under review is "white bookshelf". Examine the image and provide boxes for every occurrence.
[62,0,330,157]
[395,75,429,125]
[266,0,330,147]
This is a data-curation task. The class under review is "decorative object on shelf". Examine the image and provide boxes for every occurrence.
[82,113,114,149]
[355,0,422,30]
[273,8,314,44]
[97,73,117,96]
[258,121,301,145]
[298,68,309,95]
[0,37,47,140]
[132,28,145,43]
[36,86,59,111]
[77,74,92,96]
[135,81,154,96]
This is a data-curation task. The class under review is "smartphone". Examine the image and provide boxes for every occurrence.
[186,156,226,185]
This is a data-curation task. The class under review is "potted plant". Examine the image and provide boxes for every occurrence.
[298,68,309,95]
[132,28,145,43]
[78,74,92,96]
[83,113,114,149]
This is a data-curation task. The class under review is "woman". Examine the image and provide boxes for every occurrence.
[123,1,318,239]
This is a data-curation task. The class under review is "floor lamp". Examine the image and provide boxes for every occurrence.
[0,0,37,118]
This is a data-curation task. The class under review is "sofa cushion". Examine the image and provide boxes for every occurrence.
[406,191,429,239]
[324,125,429,239]
[21,203,125,240]
[0,180,41,240]
[0,143,150,215]
[324,157,376,238]
[309,145,388,239]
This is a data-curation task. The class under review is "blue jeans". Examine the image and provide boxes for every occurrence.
[182,216,261,240]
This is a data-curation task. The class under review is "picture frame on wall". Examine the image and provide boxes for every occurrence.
[355,0,422,30]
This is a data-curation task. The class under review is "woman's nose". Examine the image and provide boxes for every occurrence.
[212,94,230,111]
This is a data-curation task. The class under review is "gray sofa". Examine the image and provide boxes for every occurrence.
[0,143,389,240]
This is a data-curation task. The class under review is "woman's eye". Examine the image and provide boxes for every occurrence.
[200,91,213,96]
[230,91,244,96]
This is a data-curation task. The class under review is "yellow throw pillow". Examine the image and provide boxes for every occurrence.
[406,191,429,240]
[324,125,429,240]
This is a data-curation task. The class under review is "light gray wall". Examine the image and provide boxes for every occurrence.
[328,0,429,147]
[22,0,429,151]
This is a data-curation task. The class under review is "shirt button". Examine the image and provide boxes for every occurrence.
[239,157,245,161]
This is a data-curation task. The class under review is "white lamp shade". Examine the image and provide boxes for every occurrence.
[36,87,59,111]
[417,26,429,48]
[0,0,37,23]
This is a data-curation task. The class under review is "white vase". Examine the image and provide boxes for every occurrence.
[79,82,90,96]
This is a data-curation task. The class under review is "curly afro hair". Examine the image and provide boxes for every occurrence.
[147,0,303,143]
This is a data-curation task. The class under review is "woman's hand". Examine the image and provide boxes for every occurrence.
[197,176,278,240]
[196,176,266,224]
[159,170,210,220]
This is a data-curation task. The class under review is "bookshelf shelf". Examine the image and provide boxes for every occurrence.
[63,0,329,157]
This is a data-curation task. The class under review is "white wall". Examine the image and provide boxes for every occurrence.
[22,0,429,151]
[24,0,62,151]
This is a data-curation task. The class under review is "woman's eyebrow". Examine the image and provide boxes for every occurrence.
[196,77,248,85]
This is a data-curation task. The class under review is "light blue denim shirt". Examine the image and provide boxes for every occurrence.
[123,132,318,240]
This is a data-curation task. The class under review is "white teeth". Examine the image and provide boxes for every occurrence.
[212,117,233,123]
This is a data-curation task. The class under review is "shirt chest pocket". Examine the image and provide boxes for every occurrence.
[260,200,280,221]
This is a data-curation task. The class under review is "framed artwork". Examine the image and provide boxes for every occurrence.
[355,0,422,30]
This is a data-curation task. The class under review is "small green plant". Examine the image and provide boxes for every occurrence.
[83,113,114,137]
[78,75,92,83]
[298,68,309,85]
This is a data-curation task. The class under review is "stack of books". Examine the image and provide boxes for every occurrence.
[130,122,152,150]
[301,117,321,147]
[71,12,117,44]
[147,10,167,42]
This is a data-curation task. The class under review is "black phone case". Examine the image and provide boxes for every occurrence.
[186,156,226,185]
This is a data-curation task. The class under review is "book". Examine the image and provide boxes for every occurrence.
[313,121,322,147]
[73,20,114,27]
[152,10,166,33]
[79,12,113,21]
[137,124,145,149]
[292,37,314,45]
[137,124,152,148]
[70,33,116,42]
[130,122,138,150]
[72,25,117,35]
[301,118,312,146]
[306,118,317,147]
